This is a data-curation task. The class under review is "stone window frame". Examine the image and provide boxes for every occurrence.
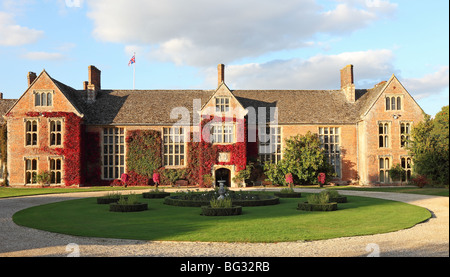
[400,121,413,148]
[24,118,40,147]
[378,121,391,148]
[101,127,125,180]
[259,126,282,164]
[385,95,403,111]
[24,157,39,185]
[400,155,413,183]
[48,118,65,147]
[163,127,187,168]
[319,127,342,178]
[378,155,392,183]
[34,90,54,107]
[48,156,64,185]
[215,96,230,113]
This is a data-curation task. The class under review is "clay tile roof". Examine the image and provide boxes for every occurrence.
[49,81,386,126]
[81,90,214,125]
[0,99,18,123]
[234,90,361,124]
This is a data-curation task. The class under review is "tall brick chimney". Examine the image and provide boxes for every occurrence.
[218,64,225,86]
[87,65,101,103]
[28,72,37,87]
[340,65,356,103]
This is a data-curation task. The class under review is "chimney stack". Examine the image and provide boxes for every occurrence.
[83,81,88,90]
[28,72,37,87]
[0,92,3,99]
[218,64,225,86]
[340,65,356,103]
[87,65,101,103]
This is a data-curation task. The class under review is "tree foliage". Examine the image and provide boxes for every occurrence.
[264,132,335,185]
[408,106,449,186]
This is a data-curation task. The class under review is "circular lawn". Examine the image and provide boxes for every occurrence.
[12,193,431,243]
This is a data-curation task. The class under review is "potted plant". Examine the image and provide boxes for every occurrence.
[35,171,51,187]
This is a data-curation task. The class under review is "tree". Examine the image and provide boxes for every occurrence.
[264,132,335,186]
[408,106,449,186]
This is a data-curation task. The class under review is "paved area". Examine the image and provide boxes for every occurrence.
[0,188,448,257]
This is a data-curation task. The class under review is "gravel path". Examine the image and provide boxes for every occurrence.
[0,188,448,257]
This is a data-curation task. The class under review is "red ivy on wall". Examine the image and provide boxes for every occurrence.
[26,112,83,186]
[187,116,247,187]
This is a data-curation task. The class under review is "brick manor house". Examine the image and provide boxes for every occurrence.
[0,64,424,187]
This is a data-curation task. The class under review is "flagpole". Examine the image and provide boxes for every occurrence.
[133,52,136,90]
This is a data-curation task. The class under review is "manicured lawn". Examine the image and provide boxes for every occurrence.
[323,186,449,197]
[0,186,151,199]
[12,193,431,242]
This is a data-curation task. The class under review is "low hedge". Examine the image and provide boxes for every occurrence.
[109,203,148,212]
[297,202,338,212]
[142,192,171,199]
[97,196,127,204]
[164,195,279,207]
[274,192,302,198]
[201,206,242,216]
[329,196,347,203]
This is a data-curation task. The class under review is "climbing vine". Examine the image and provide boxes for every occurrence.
[25,112,83,186]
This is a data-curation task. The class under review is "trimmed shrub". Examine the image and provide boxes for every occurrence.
[320,189,347,203]
[97,192,126,204]
[201,206,242,216]
[274,188,302,198]
[297,202,338,212]
[109,203,148,212]
[142,188,170,199]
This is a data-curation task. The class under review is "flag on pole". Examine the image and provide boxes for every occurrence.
[128,54,135,66]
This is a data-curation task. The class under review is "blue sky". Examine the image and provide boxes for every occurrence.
[0,0,448,116]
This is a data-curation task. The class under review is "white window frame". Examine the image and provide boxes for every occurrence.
[102,127,125,180]
[259,126,282,164]
[319,127,341,178]
[163,127,186,167]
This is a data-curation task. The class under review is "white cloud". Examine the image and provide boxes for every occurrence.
[402,66,449,100]
[21,51,65,61]
[86,0,398,66]
[0,11,43,46]
[203,49,396,89]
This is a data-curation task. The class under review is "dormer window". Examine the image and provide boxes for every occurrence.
[215,97,230,113]
[34,91,53,107]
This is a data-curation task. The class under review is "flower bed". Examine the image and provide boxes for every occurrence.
[201,206,242,216]
[297,202,338,212]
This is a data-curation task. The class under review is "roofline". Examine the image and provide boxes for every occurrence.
[361,74,425,117]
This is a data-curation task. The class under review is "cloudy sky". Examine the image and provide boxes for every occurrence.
[0,0,448,116]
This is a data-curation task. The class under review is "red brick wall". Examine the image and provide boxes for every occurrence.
[359,76,424,185]
[6,72,81,186]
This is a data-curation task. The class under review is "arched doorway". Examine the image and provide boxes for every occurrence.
[215,168,231,187]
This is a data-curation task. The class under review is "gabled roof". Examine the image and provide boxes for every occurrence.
[4,70,84,118]
[3,69,410,126]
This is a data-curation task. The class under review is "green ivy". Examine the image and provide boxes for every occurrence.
[126,130,162,177]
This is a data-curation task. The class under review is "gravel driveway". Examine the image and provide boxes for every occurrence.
[0,188,448,257]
